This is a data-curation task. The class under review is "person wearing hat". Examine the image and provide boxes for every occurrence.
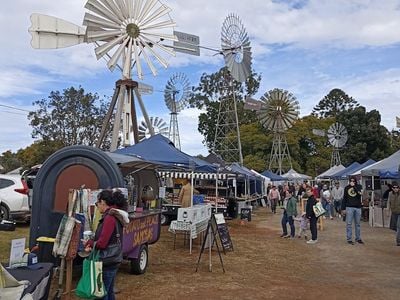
[387,181,400,246]
[341,176,364,245]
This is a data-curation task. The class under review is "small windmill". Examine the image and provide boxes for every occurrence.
[138,116,168,141]
[29,0,179,151]
[213,13,252,164]
[312,122,348,167]
[246,89,300,175]
[164,73,191,150]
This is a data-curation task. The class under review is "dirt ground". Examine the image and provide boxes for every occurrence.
[58,206,399,299]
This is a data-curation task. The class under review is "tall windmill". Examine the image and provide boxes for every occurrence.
[312,122,348,167]
[257,89,300,175]
[29,0,179,151]
[213,14,252,164]
[164,73,191,150]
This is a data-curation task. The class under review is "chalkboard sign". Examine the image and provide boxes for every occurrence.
[240,208,252,221]
[212,214,233,251]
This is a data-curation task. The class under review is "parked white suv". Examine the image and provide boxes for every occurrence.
[0,174,30,222]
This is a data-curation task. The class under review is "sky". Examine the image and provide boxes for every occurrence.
[1,0,400,156]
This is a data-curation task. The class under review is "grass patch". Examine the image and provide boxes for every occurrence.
[0,224,30,262]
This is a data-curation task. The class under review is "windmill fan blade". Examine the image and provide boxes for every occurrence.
[86,29,122,42]
[98,0,125,21]
[95,34,126,59]
[83,12,121,30]
[164,73,191,113]
[123,38,133,79]
[107,36,130,71]
[221,13,252,82]
[85,0,122,25]
[29,14,85,49]
[327,122,348,148]
[257,88,299,131]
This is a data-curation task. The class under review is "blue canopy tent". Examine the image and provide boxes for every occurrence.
[261,170,285,181]
[226,163,256,196]
[114,134,216,172]
[330,162,361,180]
[359,151,400,177]
[348,159,376,176]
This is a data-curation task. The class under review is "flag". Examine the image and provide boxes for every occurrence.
[396,116,400,128]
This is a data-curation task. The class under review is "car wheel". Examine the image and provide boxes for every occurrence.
[160,214,170,226]
[0,204,10,221]
[129,244,148,275]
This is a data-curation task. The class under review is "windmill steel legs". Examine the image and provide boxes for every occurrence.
[96,79,155,150]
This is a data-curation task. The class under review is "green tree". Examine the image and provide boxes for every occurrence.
[389,130,400,152]
[286,115,334,176]
[240,123,270,171]
[28,86,112,149]
[16,140,63,170]
[189,67,261,149]
[0,150,21,173]
[336,106,392,163]
[312,88,359,118]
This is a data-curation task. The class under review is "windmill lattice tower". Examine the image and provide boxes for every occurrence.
[213,14,252,164]
[164,73,190,150]
[29,0,179,150]
[258,89,300,175]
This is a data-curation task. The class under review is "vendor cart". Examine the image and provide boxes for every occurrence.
[30,145,162,275]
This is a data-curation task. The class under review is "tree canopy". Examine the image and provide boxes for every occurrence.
[188,67,261,149]
[28,86,111,148]
[312,88,359,118]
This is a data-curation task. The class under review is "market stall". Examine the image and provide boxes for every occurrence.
[29,145,164,298]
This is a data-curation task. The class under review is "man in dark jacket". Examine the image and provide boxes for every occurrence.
[388,181,400,246]
[341,176,364,245]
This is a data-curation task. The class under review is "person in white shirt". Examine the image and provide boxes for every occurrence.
[331,182,344,218]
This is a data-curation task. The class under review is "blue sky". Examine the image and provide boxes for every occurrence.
[1,0,400,156]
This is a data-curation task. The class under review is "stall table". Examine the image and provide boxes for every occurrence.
[3,262,53,300]
[169,219,209,254]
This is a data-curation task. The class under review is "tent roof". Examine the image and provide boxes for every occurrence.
[261,170,285,181]
[106,152,163,172]
[316,164,345,179]
[114,134,216,172]
[282,168,311,180]
[359,150,400,176]
[330,162,361,179]
[251,169,271,182]
[227,163,257,179]
[347,159,376,176]
[204,153,226,167]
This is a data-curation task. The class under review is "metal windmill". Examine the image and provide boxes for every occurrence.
[29,0,179,151]
[213,13,252,164]
[138,116,168,141]
[257,89,300,175]
[164,73,191,150]
[312,122,348,167]
[327,123,348,167]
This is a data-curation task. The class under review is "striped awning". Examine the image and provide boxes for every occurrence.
[158,171,229,180]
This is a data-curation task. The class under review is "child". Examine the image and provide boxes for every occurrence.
[294,212,309,240]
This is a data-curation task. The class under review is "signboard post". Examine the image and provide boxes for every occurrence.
[240,207,252,221]
[173,31,200,56]
[9,238,26,268]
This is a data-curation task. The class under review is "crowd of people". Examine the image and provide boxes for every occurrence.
[266,176,400,247]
